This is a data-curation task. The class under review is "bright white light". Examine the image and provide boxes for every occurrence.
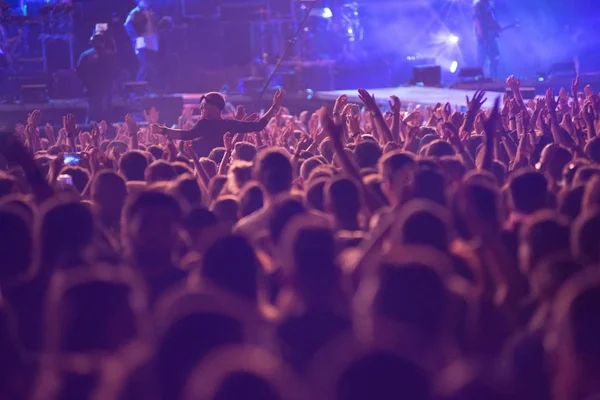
[322,7,333,19]
[450,61,459,73]
[348,28,353,34]
[447,34,460,45]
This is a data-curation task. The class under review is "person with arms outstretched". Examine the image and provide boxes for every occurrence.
[151,90,285,156]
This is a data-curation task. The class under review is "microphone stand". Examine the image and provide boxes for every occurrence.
[258,0,319,100]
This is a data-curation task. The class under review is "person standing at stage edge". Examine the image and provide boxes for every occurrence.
[474,0,501,79]
[76,32,118,123]
[125,0,170,93]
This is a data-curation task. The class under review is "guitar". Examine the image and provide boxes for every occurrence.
[483,20,520,41]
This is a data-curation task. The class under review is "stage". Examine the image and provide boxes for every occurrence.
[1,75,598,130]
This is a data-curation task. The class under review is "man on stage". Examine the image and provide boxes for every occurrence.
[76,32,118,123]
[474,0,501,79]
[125,0,165,92]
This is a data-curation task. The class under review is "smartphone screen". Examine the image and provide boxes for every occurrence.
[64,153,80,165]
[95,23,108,34]
[56,174,74,188]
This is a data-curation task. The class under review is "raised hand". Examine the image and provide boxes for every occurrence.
[545,88,557,113]
[388,95,401,114]
[44,123,55,143]
[572,75,581,96]
[358,88,379,113]
[474,113,485,135]
[27,110,41,127]
[294,134,312,155]
[234,105,246,121]
[125,113,138,137]
[144,107,159,124]
[321,107,344,144]
[272,89,285,108]
[584,85,594,99]
[450,111,465,129]
[403,110,421,127]
[403,126,420,150]
[483,97,501,140]
[223,132,234,151]
[346,113,361,136]
[561,113,575,137]
[99,120,108,139]
[506,75,521,91]
[441,102,452,122]
[534,97,545,113]
[333,94,348,114]
[62,114,77,137]
[150,124,164,135]
[442,122,459,143]
[313,127,327,145]
[466,90,488,115]
[91,122,100,146]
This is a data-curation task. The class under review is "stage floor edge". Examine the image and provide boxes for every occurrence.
[314,86,503,110]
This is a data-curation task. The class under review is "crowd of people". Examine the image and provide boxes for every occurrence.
[1,74,600,400]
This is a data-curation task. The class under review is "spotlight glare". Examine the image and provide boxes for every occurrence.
[447,34,460,45]
[322,7,333,19]
[450,61,459,73]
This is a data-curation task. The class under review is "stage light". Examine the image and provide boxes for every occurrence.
[321,7,333,19]
[447,34,459,45]
[450,61,458,73]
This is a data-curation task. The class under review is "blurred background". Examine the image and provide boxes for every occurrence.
[0,0,598,125]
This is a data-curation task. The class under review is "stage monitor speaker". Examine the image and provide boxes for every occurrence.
[412,65,441,87]
[458,67,484,82]
[506,87,536,100]
[549,62,576,78]
[20,84,49,103]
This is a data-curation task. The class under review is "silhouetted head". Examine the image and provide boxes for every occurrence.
[238,183,264,218]
[571,208,600,265]
[145,160,176,183]
[123,190,183,259]
[378,151,416,205]
[0,207,32,285]
[91,170,127,225]
[173,174,203,208]
[202,234,259,301]
[119,150,149,181]
[200,92,226,119]
[509,170,549,215]
[254,149,292,197]
[325,177,361,226]
[37,197,95,273]
[354,141,382,169]
[232,142,257,163]
[337,352,430,400]
[519,211,570,273]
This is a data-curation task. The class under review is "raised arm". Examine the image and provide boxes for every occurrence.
[152,89,285,141]
[322,107,383,214]
[481,97,501,172]
[389,95,402,142]
[546,88,576,148]
[358,89,393,144]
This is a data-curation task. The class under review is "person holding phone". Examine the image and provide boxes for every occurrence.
[76,32,118,123]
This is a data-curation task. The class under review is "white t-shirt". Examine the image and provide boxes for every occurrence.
[126,7,159,53]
